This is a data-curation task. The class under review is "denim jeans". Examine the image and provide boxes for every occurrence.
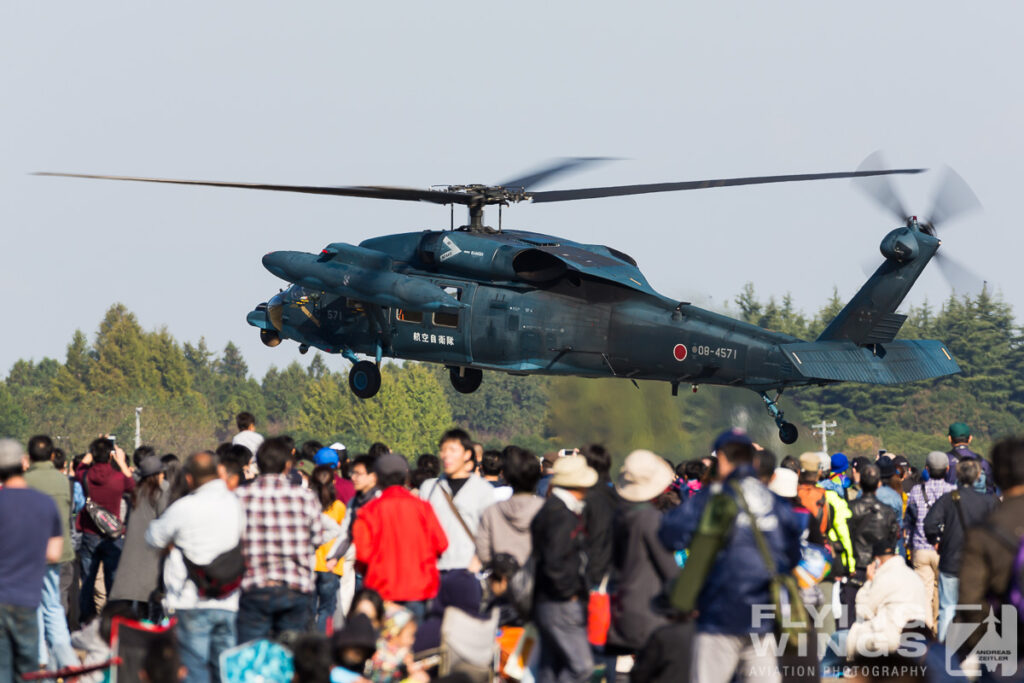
[236,587,313,644]
[36,564,78,669]
[0,603,40,683]
[820,629,849,677]
[314,573,340,633]
[79,532,124,622]
[937,572,960,642]
[175,608,237,683]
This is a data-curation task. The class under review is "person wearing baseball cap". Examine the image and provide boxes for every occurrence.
[530,455,599,680]
[819,453,852,500]
[606,451,679,653]
[944,422,996,493]
[315,447,355,505]
[0,439,65,680]
[904,451,955,627]
[351,453,448,621]
[659,431,803,681]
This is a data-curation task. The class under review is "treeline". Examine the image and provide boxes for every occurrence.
[1,289,1021,471]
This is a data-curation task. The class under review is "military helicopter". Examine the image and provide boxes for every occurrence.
[39,156,975,444]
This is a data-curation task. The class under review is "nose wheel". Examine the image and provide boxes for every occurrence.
[759,391,799,444]
[349,360,382,399]
[448,366,483,394]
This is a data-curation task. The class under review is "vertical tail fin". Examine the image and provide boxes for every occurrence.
[817,221,939,344]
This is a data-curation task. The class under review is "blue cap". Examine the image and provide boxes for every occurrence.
[313,447,339,468]
[711,427,752,454]
[830,453,849,472]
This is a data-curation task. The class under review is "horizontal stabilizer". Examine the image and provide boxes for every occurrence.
[781,339,959,385]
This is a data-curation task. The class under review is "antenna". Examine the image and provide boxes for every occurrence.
[134,406,143,450]
[811,419,837,453]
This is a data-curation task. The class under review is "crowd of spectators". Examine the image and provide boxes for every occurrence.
[0,413,1022,683]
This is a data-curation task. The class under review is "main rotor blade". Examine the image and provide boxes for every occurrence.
[34,172,473,205]
[499,157,615,191]
[935,252,986,296]
[929,166,981,230]
[853,151,911,222]
[528,167,924,203]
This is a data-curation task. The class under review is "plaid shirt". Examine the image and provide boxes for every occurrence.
[236,474,326,593]
[905,477,955,550]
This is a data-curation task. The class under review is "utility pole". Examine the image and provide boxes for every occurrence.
[134,406,143,450]
[812,419,837,453]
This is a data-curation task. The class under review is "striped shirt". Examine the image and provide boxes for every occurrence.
[236,474,326,593]
[905,478,956,550]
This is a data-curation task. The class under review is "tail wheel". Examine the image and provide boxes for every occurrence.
[779,422,799,445]
[349,361,382,399]
[449,366,483,394]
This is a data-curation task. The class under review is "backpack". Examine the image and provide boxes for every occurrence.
[181,544,245,599]
[507,555,536,620]
[984,523,1024,619]
[798,487,829,537]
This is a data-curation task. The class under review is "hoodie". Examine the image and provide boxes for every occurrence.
[474,492,544,566]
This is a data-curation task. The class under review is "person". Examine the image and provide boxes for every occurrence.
[331,612,378,681]
[327,454,381,618]
[659,430,802,683]
[235,437,326,643]
[530,454,599,683]
[874,456,905,558]
[480,450,504,486]
[145,451,243,683]
[353,453,448,621]
[923,459,998,642]
[419,429,496,572]
[606,450,679,655]
[944,422,996,493]
[0,439,64,682]
[844,463,899,626]
[821,539,929,675]
[108,455,167,621]
[76,436,135,623]
[903,450,955,628]
[819,453,852,499]
[956,436,1024,673]
[23,434,79,670]
[314,447,355,505]
[311,465,346,633]
[230,411,264,463]
[346,588,385,631]
[474,447,543,568]
[582,444,617,591]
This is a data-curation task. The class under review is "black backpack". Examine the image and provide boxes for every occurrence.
[181,545,245,599]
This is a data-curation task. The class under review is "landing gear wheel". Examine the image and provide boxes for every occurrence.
[778,422,799,445]
[449,366,483,394]
[299,343,309,355]
[349,361,381,399]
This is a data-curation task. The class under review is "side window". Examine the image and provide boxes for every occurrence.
[432,286,462,328]
[396,309,423,324]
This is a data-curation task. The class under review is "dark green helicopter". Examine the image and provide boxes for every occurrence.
[40,156,978,444]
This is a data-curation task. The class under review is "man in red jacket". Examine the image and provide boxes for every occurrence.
[353,453,447,622]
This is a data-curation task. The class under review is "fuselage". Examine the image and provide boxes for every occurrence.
[251,229,808,391]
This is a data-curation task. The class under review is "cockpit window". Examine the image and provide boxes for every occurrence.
[396,309,424,324]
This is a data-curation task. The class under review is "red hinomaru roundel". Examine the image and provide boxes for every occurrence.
[673,344,687,361]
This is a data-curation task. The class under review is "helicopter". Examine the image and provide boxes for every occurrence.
[39,156,975,444]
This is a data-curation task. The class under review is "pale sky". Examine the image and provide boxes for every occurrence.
[3,2,1021,378]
